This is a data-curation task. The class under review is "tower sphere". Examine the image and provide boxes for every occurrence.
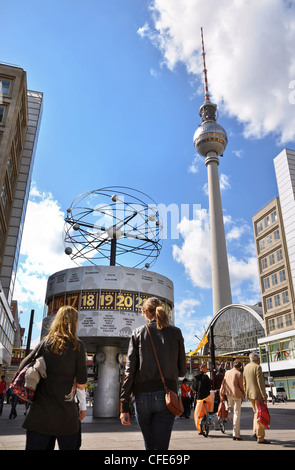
[193,120,228,157]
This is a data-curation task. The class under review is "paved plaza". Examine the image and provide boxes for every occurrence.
[0,400,294,453]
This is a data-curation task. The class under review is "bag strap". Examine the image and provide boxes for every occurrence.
[146,325,167,390]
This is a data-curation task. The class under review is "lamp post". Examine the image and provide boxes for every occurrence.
[265,344,274,403]
[25,309,34,357]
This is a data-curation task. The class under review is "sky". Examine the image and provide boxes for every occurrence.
[2,0,295,352]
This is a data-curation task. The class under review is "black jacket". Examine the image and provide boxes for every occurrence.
[120,319,187,413]
[193,370,212,400]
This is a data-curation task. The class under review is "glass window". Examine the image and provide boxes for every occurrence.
[279,269,286,282]
[266,297,273,310]
[264,277,270,289]
[277,316,284,329]
[270,341,280,361]
[273,229,280,241]
[257,220,263,233]
[264,215,270,228]
[268,319,276,332]
[274,294,281,307]
[271,210,277,223]
[0,107,4,123]
[282,291,289,304]
[266,234,272,246]
[277,249,283,262]
[0,79,10,95]
[285,314,293,327]
[259,239,265,251]
[269,253,275,265]
[261,257,268,270]
[271,273,278,286]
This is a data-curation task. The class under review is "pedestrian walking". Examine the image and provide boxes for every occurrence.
[180,378,192,418]
[220,359,244,440]
[192,363,213,432]
[0,375,7,415]
[18,306,88,450]
[119,296,187,450]
[243,352,270,444]
[193,363,212,401]
[9,391,18,419]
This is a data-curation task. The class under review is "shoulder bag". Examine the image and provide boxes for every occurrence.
[9,340,46,403]
[146,325,184,416]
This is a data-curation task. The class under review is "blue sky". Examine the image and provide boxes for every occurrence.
[2,0,295,351]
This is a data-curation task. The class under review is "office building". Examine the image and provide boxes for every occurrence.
[0,64,43,369]
[253,149,295,399]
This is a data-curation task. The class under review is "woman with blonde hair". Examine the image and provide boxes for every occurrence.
[120,296,187,450]
[19,306,87,450]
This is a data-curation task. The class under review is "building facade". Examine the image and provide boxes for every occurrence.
[252,197,295,336]
[0,64,42,371]
[252,149,295,399]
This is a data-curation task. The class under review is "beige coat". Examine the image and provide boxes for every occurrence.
[220,367,244,399]
[243,361,266,401]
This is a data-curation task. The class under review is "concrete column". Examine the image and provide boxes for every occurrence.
[93,345,121,418]
[205,152,232,315]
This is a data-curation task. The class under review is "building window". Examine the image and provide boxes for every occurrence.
[266,297,273,310]
[266,234,272,246]
[277,316,284,329]
[257,220,263,233]
[0,107,4,123]
[276,249,283,262]
[271,210,277,223]
[285,314,293,327]
[271,273,278,286]
[269,253,275,266]
[279,269,286,282]
[264,277,270,289]
[268,318,275,331]
[273,229,280,241]
[282,291,289,304]
[264,215,270,228]
[0,79,10,95]
[274,294,281,307]
[261,258,268,270]
[259,239,265,251]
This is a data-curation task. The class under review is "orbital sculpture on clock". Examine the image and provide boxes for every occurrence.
[42,186,174,418]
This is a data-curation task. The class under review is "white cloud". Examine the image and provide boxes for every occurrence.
[14,184,74,308]
[139,0,295,144]
[174,296,212,352]
[173,208,211,289]
[172,207,260,302]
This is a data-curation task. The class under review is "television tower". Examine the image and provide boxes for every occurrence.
[193,27,232,315]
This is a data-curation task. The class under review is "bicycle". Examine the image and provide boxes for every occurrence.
[199,392,227,437]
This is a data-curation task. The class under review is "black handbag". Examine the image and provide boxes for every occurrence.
[146,325,184,416]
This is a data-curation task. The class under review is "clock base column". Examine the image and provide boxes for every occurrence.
[93,345,121,418]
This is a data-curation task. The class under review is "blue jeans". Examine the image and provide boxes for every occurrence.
[135,390,175,450]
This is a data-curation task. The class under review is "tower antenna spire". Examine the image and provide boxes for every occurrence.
[201,27,210,102]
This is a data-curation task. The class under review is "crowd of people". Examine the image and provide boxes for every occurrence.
[177,353,270,444]
[0,299,271,450]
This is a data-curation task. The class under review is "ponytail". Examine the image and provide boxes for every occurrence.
[142,296,169,330]
[155,305,169,330]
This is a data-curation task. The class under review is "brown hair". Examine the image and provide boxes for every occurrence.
[142,296,169,330]
[46,305,80,354]
[233,359,242,369]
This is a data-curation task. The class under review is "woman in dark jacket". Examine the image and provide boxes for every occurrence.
[119,297,187,450]
[20,306,88,450]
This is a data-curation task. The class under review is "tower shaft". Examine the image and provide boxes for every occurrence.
[206,153,232,314]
